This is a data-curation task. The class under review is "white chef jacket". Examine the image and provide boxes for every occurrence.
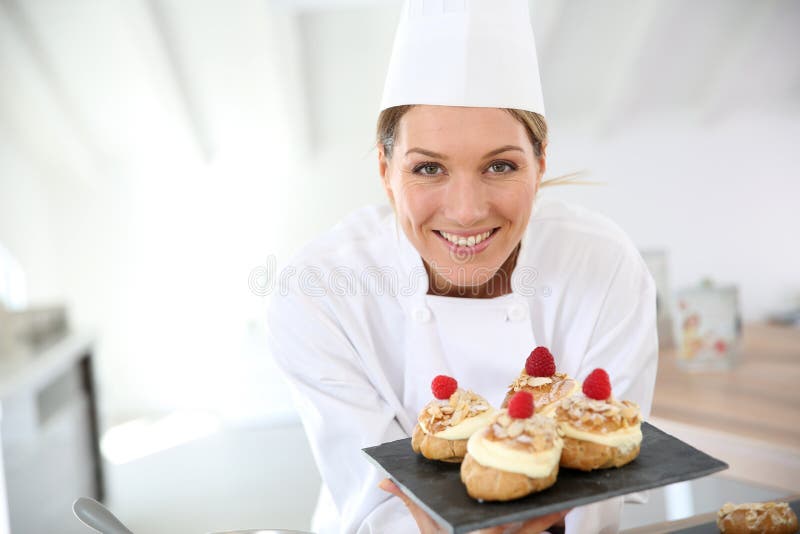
[266,198,658,534]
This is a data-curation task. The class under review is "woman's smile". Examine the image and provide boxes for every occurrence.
[433,227,501,255]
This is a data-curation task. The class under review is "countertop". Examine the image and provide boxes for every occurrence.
[623,496,800,533]
[652,322,799,448]
[649,322,800,491]
[0,331,95,399]
[617,324,800,531]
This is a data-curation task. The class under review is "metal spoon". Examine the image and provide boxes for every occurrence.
[73,496,312,534]
[73,497,134,534]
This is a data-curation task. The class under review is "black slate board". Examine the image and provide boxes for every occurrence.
[362,422,728,533]
[671,499,800,533]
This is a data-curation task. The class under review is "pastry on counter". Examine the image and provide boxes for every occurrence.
[501,346,580,416]
[554,368,642,471]
[460,391,562,501]
[411,375,494,462]
[717,501,799,534]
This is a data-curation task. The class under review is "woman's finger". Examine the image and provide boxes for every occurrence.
[378,478,412,507]
[378,478,445,534]
[517,509,570,533]
[472,508,570,534]
[475,521,522,534]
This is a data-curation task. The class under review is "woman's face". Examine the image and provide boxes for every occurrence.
[379,105,546,293]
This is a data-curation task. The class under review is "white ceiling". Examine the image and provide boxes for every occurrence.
[1,0,798,186]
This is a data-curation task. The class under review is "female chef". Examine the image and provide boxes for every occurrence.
[266,2,657,533]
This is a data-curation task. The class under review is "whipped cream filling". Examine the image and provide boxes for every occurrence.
[424,409,495,440]
[466,430,562,478]
[559,422,642,453]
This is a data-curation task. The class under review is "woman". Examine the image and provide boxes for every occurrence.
[267,2,657,533]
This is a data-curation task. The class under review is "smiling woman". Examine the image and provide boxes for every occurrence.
[266,1,658,533]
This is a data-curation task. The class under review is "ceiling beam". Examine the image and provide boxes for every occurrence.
[267,0,400,13]
[590,0,670,137]
[696,0,785,125]
[533,0,569,83]
[144,0,213,161]
[0,0,100,184]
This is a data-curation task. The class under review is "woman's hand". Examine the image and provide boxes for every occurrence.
[379,478,569,534]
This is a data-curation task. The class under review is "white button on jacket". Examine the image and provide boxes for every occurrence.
[266,198,658,534]
[507,302,529,322]
[411,306,432,324]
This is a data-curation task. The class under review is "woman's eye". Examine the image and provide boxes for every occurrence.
[488,161,515,173]
[415,163,443,176]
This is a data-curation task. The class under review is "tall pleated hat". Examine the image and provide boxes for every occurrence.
[379,0,545,115]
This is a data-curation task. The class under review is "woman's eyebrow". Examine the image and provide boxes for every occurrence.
[404,145,525,160]
[405,147,447,159]
[482,145,525,158]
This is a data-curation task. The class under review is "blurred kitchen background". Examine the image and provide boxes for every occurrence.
[0,0,798,532]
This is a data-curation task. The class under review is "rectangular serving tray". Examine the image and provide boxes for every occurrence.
[362,422,728,533]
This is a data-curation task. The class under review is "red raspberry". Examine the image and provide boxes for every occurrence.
[525,346,556,377]
[507,391,534,419]
[431,375,458,400]
[582,368,612,400]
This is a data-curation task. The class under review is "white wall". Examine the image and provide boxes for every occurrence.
[543,113,800,320]
[39,158,300,423]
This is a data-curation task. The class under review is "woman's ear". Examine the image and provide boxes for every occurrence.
[377,143,396,207]
[537,140,548,186]
[378,143,389,182]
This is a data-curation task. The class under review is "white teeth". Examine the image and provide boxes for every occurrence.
[438,229,494,246]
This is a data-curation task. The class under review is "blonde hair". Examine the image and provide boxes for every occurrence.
[376,105,585,187]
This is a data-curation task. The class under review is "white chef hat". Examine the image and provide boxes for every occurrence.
[379,0,545,115]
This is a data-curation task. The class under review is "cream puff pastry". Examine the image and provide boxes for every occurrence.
[502,346,580,416]
[717,502,799,534]
[461,391,562,501]
[411,375,494,463]
[554,368,642,471]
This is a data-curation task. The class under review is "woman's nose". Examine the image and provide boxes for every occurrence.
[442,176,489,227]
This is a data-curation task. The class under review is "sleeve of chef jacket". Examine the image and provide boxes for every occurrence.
[266,283,417,534]
[564,247,659,534]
